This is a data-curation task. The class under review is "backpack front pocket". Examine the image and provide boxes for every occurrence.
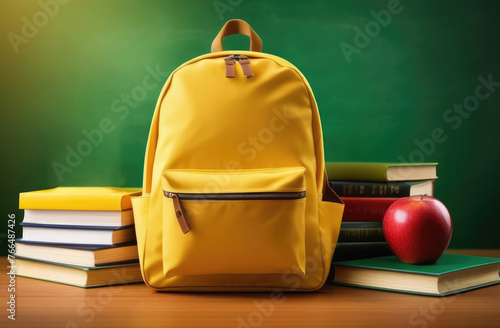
[161,167,307,278]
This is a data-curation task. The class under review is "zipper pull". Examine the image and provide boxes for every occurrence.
[224,57,236,78]
[164,191,190,234]
[237,58,254,78]
[224,54,254,78]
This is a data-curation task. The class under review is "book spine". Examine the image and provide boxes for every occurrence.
[19,195,128,211]
[338,228,385,243]
[341,222,383,229]
[341,197,398,221]
[332,242,393,262]
[325,162,389,181]
[330,181,412,198]
[18,190,140,211]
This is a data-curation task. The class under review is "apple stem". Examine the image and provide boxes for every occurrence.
[421,194,427,200]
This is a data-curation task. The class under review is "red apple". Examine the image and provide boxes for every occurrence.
[383,195,452,264]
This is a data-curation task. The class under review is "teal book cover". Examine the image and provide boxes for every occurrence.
[333,254,500,296]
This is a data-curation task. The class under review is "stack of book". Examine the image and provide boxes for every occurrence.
[326,162,438,261]
[15,187,143,288]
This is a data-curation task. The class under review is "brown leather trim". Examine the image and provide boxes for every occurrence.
[322,168,343,204]
[171,194,190,234]
[211,19,263,53]
[238,59,254,78]
[225,59,235,78]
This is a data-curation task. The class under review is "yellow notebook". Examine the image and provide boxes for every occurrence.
[19,187,142,211]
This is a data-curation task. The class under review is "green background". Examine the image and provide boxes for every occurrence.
[1,0,499,255]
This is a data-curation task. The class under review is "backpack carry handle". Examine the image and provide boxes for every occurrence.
[211,19,263,53]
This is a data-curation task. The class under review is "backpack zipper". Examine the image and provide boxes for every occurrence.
[224,54,254,78]
[163,190,306,234]
[166,191,306,201]
[226,54,249,61]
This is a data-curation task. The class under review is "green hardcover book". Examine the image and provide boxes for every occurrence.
[332,254,500,296]
[14,258,143,288]
[325,162,438,182]
[330,180,435,197]
[333,242,392,261]
[338,228,385,243]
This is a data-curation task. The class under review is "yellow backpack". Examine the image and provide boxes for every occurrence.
[132,19,344,291]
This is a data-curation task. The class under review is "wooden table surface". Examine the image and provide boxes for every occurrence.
[2,249,499,328]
